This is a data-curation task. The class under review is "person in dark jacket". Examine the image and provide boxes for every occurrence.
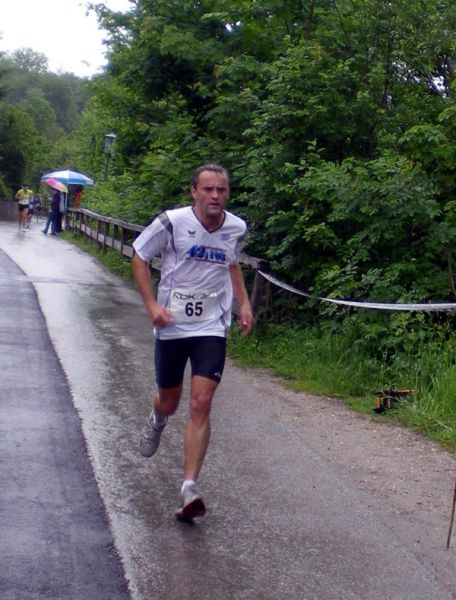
[41,190,60,236]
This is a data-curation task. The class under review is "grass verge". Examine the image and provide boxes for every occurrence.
[228,322,456,453]
[60,231,135,283]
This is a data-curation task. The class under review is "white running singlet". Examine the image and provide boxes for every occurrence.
[133,206,248,340]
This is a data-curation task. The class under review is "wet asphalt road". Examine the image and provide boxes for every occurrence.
[1,220,456,600]
[0,233,129,598]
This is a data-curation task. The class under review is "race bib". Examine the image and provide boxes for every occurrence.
[169,289,220,322]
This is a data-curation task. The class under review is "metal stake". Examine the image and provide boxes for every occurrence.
[446,478,456,549]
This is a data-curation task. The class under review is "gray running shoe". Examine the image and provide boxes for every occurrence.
[139,412,167,458]
[175,483,206,521]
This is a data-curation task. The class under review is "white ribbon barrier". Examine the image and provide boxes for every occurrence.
[258,270,456,312]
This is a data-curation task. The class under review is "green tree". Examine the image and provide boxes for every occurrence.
[9,48,49,74]
[0,102,41,194]
[0,48,92,190]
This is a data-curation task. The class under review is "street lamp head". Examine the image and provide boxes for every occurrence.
[104,132,117,155]
[103,132,117,181]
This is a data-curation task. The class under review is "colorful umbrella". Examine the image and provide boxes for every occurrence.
[43,178,68,193]
[40,169,94,186]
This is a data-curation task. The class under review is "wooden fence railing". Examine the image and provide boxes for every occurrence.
[0,200,18,221]
[65,208,268,314]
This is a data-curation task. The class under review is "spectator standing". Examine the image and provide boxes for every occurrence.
[56,192,66,233]
[72,186,83,208]
[41,190,60,236]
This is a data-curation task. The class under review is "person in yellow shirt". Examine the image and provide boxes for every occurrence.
[15,183,34,232]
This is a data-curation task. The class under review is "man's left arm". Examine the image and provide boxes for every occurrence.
[229,263,254,336]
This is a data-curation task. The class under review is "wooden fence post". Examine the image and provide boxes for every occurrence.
[249,259,269,315]
[112,224,119,250]
[102,221,109,252]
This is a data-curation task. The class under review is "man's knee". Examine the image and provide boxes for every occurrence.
[189,390,214,423]
[157,388,181,416]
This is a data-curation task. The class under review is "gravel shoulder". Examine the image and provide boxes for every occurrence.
[238,365,456,587]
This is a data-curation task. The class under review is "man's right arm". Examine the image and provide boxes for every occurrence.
[132,253,173,328]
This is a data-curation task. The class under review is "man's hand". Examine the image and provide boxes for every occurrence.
[147,303,174,328]
[238,302,254,336]
[229,263,254,337]
[132,253,174,328]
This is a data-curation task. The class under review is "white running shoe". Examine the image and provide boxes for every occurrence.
[175,483,206,521]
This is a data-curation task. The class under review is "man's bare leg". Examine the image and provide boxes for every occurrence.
[175,376,218,521]
[184,375,218,481]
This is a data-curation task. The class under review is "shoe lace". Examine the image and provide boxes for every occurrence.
[143,418,166,439]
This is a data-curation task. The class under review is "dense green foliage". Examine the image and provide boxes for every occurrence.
[73,0,456,355]
[0,49,90,195]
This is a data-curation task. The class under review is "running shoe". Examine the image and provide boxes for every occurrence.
[139,411,167,457]
[175,483,206,521]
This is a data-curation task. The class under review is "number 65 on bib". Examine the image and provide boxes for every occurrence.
[169,289,220,323]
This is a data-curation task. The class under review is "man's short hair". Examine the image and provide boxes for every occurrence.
[191,164,230,189]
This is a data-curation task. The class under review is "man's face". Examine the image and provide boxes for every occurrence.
[191,170,229,222]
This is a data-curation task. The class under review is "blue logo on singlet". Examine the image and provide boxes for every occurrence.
[186,244,226,263]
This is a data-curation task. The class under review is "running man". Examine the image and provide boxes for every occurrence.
[132,164,253,521]
[15,183,33,232]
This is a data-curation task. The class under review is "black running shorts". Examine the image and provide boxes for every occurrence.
[154,336,227,389]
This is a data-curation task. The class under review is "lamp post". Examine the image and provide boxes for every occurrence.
[103,132,117,181]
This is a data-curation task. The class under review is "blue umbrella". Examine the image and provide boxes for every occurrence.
[40,169,94,186]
